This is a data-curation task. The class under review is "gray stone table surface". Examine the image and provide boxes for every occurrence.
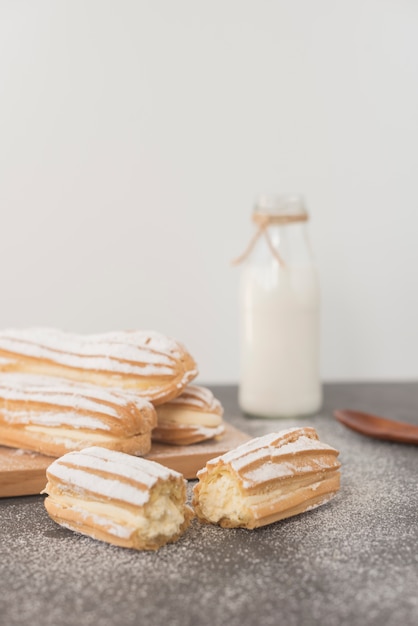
[1,383,417,626]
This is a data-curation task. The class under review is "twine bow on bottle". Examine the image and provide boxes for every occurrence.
[231,212,308,268]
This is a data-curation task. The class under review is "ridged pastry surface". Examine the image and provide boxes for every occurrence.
[193,427,341,529]
[166,385,223,414]
[43,446,194,550]
[152,384,225,445]
[0,373,157,456]
[0,328,198,404]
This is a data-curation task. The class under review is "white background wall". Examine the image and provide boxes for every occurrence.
[0,0,417,384]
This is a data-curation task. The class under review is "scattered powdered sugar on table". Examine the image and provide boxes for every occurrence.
[1,407,418,626]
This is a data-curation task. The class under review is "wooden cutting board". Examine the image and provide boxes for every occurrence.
[0,423,250,498]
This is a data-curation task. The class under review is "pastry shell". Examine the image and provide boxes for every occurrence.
[152,385,225,445]
[0,373,157,457]
[193,427,341,529]
[42,446,194,550]
[0,328,198,405]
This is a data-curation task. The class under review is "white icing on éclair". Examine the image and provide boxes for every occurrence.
[47,447,184,506]
[198,428,340,487]
[83,446,183,479]
[0,373,151,411]
[241,457,335,489]
[243,461,305,484]
[204,429,315,466]
[48,465,151,506]
[0,373,154,430]
[228,436,336,473]
[0,328,195,378]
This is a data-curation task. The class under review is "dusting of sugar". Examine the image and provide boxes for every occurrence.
[0,373,154,416]
[241,460,300,486]
[0,374,157,439]
[84,446,184,480]
[49,451,157,488]
[0,387,117,417]
[2,410,109,430]
[211,428,314,465]
[201,431,337,483]
[6,447,40,457]
[46,464,151,506]
[0,328,192,376]
[46,447,184,501]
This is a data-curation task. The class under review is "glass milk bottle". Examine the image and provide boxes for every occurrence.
[236,194,322,418]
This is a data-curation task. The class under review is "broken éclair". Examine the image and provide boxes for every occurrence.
[42,446,194,550]
[193,427,341,529]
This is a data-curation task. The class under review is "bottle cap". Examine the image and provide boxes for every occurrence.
[254,194,307,217]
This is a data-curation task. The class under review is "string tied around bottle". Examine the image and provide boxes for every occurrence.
[231,212,309,267]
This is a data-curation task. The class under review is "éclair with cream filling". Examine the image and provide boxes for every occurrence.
[42,446,194,550]
[193,427,341,529]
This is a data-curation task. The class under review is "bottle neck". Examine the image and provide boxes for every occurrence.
[253,221,314,267]
[232,202,313,268]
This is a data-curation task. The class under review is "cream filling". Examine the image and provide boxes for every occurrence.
[49,490,185,541]
[156,407,221,427]
[197,472,331,524]
[197,471,248,524]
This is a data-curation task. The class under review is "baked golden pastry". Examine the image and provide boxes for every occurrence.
[152,385,225,445]
[42,446,194,550]
[0,328,198,404]
[193,427,341,529]
[0,373,157,457]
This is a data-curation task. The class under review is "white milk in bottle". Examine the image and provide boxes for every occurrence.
[236,194,322,418]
